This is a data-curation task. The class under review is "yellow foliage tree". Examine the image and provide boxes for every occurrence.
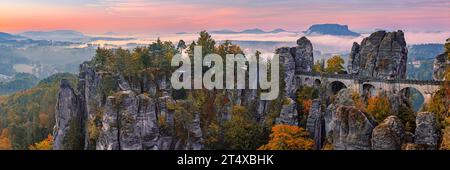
[259,124,313,150]
[325,55,345,73]
[0,128,12,150]
[441,117,450,150]
[29,134,53,150]
[366,93,391,123]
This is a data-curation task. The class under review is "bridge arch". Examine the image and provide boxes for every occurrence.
[314,79,321,87]
[304,77,312,86]
[362,83,377,99]
[329,81,347,94]
[399,87,425,112]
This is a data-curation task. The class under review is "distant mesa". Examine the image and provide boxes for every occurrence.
[211,28,288,34]
[304,24,361,36]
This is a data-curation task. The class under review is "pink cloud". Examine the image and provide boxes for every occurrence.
[0,0,448,33]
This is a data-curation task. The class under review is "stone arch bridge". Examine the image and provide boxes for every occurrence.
[296,71,444,104]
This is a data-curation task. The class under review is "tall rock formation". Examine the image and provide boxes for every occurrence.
[325,89,376,150]
[55,61,205,150]
[306,99,325,150]
[347,30,408,79]
[292,37,314,73]
[414,112,440,150]
[276,36,314,98]
[277,47,297,98]
[53,79,86,150]
[433,38,449,80]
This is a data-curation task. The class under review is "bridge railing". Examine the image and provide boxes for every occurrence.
[295,71,445,85]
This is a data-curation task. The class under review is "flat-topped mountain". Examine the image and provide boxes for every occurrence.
[305,24,360,36]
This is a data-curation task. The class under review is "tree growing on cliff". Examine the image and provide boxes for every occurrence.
[325,55,345,74]
[296,86,319,125]
[259,124,313,150]
[224,106,264,150]
[92,47,114,71]
[187,31,216,59]
[217,40,243,58]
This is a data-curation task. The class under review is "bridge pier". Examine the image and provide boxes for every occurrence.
[423,93,433,106]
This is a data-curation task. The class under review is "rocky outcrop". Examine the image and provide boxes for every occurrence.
[306,99,324,150]
[95,89,197,150]
[293,37,314,73]
[433,38,449,80]
[325,89,376,150]
[276,36,314,98]
[348,30,408,80]
[78,62,116,149]
[56,61,207,150]
[53,79,86,150]
[185,114,204,150]
[371,116,405,150]
[414,112,440,150]
[324,89,354,137]
[96,90,151,150]
[277,47,297,98]
[276,98,298,126]
[328,105,375,150]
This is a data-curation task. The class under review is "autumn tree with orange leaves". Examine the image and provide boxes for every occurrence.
[366,93,392,123]
[29,134,53,150]
[0,128,12,150]
[259,124,313,150]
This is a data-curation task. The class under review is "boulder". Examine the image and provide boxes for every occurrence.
[328,105,375,150]
[372,116,405,150]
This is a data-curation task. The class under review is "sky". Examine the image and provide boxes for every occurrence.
[0,0,449,34]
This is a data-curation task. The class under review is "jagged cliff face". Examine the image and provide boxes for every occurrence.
[433,38,449,81]
[52,33,442,150]
[348,30,408,79]
[277,36,314,73]
[307,89,441,150]
[54,61,206,150]
[274,37,314,124]
[52,36,317,150]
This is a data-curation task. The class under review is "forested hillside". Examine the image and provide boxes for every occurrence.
[0,73,77,149]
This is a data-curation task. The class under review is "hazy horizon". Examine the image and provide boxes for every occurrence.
[1,0,449,34]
